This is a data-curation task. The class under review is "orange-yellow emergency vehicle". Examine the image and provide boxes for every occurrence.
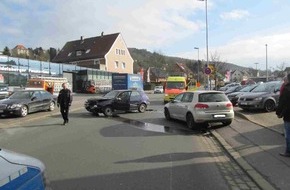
[163,76,197,104]
[27,77,69,94]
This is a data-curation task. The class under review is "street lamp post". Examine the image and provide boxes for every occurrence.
[194,47,200,82]
[254,63,259,77]
[265,44,268,81]
[198,0,209,89]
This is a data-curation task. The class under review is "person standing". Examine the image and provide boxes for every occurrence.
[57,83,72,125]
[276,73,290,157]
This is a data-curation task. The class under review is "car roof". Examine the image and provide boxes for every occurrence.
[187,90,225,94]
[13,90,44,92]
[112,89,143,92]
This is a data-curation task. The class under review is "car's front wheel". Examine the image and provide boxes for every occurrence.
[186,113,196,129]
[48,101,55,111]
[19,106,28,117]
[138,103,147,113]
[103,106,113,117]
[264,100,275,112]
[92,110,99,117]
[164,108,171,120]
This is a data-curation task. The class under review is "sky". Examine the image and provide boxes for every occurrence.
[1,0,290,70]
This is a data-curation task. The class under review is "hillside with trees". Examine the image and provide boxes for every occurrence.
[128,48,253,82]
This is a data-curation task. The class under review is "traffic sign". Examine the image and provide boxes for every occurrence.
[205,67,211,75]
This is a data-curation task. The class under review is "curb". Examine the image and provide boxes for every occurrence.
[211,130,276,190]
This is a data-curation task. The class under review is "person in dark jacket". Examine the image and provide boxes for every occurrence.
[57,83,72,125]
[276,73,290,157]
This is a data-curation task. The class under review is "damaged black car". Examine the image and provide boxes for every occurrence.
[84,90,150,116]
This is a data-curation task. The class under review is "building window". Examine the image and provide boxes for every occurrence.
[122,62,126,69]
[115,61,119,68]
[85,49,91,54]
[116,49,118,55]
[68,52,72,57]
[76,50,82,56]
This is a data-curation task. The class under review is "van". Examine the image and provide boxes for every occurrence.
[164,76,187,104]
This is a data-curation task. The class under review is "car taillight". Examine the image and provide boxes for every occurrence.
[226,103,233,108]
[195,103,209,109]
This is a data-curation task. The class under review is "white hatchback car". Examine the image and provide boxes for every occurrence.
[164,91,234,128]
[154,86,164,94]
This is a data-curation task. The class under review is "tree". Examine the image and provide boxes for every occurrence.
[3,46,11,56]
[210,51,226,88]
[276,62,286,78]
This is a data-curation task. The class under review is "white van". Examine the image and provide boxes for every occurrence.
[0,148,48,190]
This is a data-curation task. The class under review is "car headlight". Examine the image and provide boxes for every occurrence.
[9,104,22,109]
[254,97,263,101]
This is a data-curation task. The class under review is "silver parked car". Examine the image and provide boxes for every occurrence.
[238,81,282,112]
[164,91,234,128]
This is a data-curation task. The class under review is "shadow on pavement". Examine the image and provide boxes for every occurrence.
[50,161,229,190]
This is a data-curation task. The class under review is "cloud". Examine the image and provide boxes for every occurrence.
[176,30,290,69]
[107,0,205,49]
[220,9,250,21]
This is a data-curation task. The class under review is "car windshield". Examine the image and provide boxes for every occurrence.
[155,86,163,89]
[239,85,257,92]
[0,85,8,91]
[166,82,185,89]
[251,82,279,92]
[199,92,228,102]
[103,90,120,98]
[9,91,33,99]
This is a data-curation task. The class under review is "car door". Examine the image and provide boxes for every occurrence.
[114,91,131,111]
[40,90,52,110]
[179,92,194,120]
[129,91,141,110]
[29,91,43,112]
[168,93,184,119]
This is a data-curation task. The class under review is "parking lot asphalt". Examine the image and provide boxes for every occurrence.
[1,92,287,189]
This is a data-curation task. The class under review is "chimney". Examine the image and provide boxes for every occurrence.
[80,36,83,41]
[101,32,104,37]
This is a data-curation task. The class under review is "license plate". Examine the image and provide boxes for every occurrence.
[0,110,3,113]
[240,102,247,105]
[213,114,226,118]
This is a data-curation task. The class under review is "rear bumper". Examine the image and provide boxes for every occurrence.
[194,111,235,123]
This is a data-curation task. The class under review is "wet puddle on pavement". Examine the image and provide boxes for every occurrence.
[110,116,198,135]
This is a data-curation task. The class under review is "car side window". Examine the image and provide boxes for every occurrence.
[40,91,51,98]
[130,91,140,101]
[181,93,193,102]
[118,91,131,101]
[174,93,184,102]
[32,91,42,99]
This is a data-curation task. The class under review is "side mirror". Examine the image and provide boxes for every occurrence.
[31,97,37,101]
[116,97,121,101]
[171,99,178,103]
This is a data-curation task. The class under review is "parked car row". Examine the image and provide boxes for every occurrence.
[237,81,282,112]
[226,81,282,112]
